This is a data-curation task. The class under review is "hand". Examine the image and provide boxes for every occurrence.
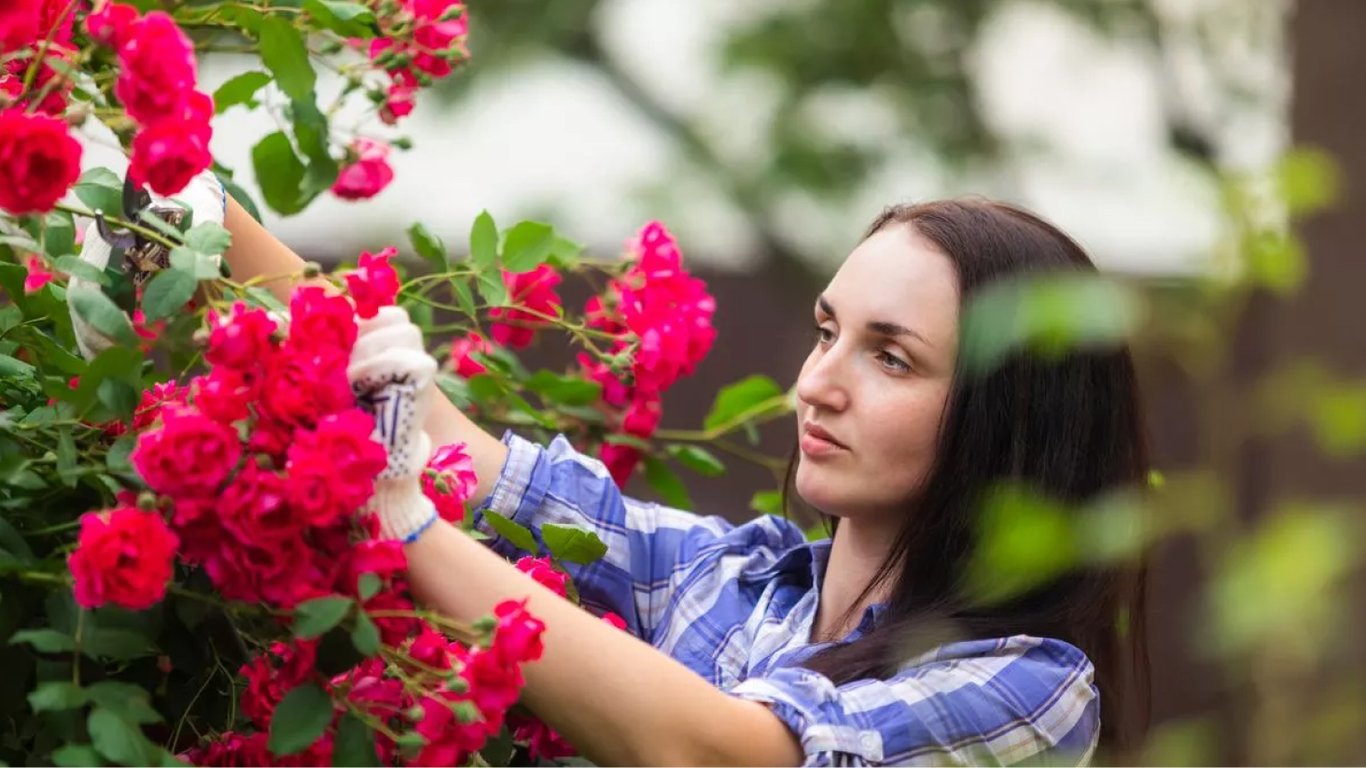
[348,305,441,541]
[69,170,227,360]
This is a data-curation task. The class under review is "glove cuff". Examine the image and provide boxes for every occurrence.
[369,480,439,543]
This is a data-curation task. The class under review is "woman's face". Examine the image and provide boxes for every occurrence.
[794,222,960,523]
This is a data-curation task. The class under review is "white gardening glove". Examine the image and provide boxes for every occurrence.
[69,169,227,360]
[347,305,440,542]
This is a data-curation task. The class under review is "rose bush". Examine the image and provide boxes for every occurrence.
[0,2,790,765]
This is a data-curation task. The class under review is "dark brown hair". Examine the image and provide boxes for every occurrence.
[793,198,1151,757]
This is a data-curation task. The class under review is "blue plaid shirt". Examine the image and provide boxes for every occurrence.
[473,433,1101,766]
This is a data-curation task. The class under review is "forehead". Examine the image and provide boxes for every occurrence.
[822,223,961,342]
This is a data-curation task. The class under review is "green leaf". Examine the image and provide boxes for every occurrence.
[52,254,110,285]
[501,221,554,273]
[960,275,1142,377]
[74,168,123,217]
[68,286,137,347]
[703,375,785,431]
[140,268,198,321]
[0,353,35,378]
[476,272,507,308]
[668,445,726,477]
[541,524,608,565]
[292,98,337,200]
[332,712,379,767]
[258,17,317,102]
[170,247,222,280]
[407,222,447,271]
[357,572,381,601]
[526,371,601,406]
[85,681,162,724]
[184,222,233,257]
[965,485,1078,605]
[303,0,377,37]
[43,211,77,258]
[10,628,75,652]
[350,612,380,657]
[214,70,272,113]
[750,490,784,516]
[252,132,307,216]
[1276,147,1340,216]
[52,744,103,767]
[56,426,77,485]
[642,456,692,509]
[28,681,86,712]
[469,211,498,272]
[450,275,477,319]
[89,708,155,766]
[293,596,353,639]
[267,683,333,757]
[0,515,35,565]
[82,628,154,660]
[482,511,538,553]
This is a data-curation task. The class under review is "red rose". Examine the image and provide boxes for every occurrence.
[0,109,81,215]
[331,139,394,200]
[344,246,400,319]
[206,302,279,372]
[216,462,301,544]
[131,406,242,498]
[285,410,387,525]
[288,286,358,357]
[448,333,491,378]
[489,264,561,349]
[85,2,139,48]
[514,556,567,597]
[0,0,41,52]
[240,639,318,728]
[69,507,179,610]
[128,106,213,195]
[260,349,354,431]
[114,12,197,124]
[489,598,545,666]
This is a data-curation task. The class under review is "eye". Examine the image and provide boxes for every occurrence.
[813,323,835,346]
[876,349,912,374]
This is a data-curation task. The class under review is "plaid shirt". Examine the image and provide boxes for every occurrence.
[473,433,1101,766]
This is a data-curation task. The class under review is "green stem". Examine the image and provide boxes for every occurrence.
[53,203,181,252]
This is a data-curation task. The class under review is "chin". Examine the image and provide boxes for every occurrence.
[794,463,848,517]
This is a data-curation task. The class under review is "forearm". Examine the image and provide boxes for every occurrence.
[221,196,506,505]
[406,522,802,766]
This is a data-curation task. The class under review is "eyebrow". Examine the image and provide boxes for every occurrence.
[817,295,933,348]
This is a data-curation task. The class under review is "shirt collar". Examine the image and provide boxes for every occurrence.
[757,538,889,638]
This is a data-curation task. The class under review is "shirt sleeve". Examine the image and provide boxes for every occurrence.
[471,431,807,641]
[727,636,1100,767]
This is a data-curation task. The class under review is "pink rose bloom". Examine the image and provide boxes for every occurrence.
[260,348,354,431]
[344,246,401,319]
[190,367,257,426]
[332,138,394,200]
[514,556,568,597]
[489,598,545,666]
[489,264,562,348]
[114,12,198,125]
[127,95,213,195]
[598,442,641,488]
[448,333,491,378]
[69,507,179,610]
[85,2,139,48]
[22,253,54,293]
[0,110,82,215]
[216,462,300,544]
[288,286,359,357]
[422,442,478,522]
[206,302,279,371]
[131,406,242,498]
[285,410,388,525]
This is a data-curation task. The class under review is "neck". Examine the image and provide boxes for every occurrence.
[813,514,899,643]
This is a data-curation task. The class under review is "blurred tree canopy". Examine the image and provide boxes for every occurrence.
[440,0,1268,276]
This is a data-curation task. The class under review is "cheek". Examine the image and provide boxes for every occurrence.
[862,390,946,485]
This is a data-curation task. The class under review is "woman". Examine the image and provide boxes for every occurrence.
[203,187,1150,765]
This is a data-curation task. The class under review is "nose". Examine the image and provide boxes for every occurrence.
[796,343,850,413]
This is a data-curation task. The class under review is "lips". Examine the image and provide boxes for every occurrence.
[800,423,848,457]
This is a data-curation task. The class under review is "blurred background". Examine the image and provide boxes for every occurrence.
[186,0,1363,762]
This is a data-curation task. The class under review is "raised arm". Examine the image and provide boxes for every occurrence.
[220,195,508,505]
